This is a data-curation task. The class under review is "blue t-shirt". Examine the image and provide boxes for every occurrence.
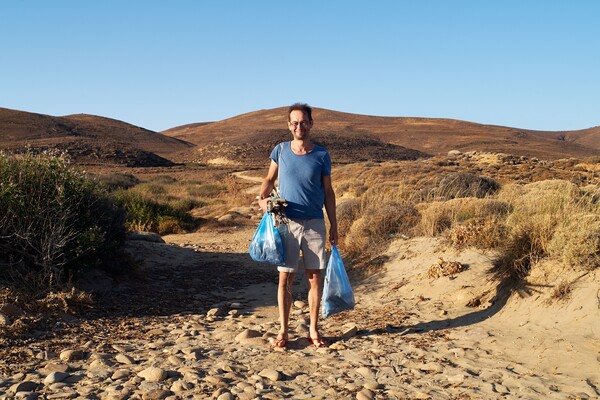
[270,142,331,219]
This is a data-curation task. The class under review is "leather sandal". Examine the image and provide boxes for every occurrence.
[310,337,328,348]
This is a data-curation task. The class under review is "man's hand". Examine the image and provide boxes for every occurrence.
[258,197,270,213]
[329,225,338,246]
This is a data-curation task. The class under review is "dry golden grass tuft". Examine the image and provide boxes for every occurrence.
[549,280,574,302]
[37,287,94,313]
[426,258,467,279]
[450,217,507,250]
[548,213,600,271]
[414,198,510,237]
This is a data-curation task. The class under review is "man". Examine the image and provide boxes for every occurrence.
[258,103,338,350]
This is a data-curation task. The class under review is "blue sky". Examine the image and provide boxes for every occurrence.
[1,1,598,132]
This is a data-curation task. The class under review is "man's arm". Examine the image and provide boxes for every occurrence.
[258,160,278,212]
[323,175,338,245]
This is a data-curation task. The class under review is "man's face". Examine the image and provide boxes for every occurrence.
[288,110,312,140]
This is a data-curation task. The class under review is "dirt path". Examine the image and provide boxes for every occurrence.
[1,227,599,399]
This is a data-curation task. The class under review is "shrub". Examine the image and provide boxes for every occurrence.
[96,173,140,192]
[111,190,194,235]
[489,180,600,281]
[548,213,600,271]
[432,172,500,200]
[345,202,420,258]
[415,198,511,237]
[489,224,546,282]
[0,152,126,291]
[450,217,507,250]
[337,198,361,237]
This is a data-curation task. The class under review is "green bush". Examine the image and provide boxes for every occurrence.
[95,173,140,192]
[111,190,195,234]
[0,152,127,291]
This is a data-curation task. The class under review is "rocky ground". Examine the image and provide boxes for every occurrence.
[1,226,599,400]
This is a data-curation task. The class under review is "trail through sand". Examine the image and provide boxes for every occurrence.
[3,225,598,399]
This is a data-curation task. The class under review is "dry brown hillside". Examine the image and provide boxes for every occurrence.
[0,108,194,167]
[163,107,599,164]
[2,106,598,168]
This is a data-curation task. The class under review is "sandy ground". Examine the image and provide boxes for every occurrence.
[160,226,600,398]
[1,224,599,399]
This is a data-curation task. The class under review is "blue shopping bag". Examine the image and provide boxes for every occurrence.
[321,245,355,318]
[249,212,285,265]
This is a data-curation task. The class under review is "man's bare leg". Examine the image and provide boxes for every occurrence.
[277,271,295,343]
[305,269,324,342]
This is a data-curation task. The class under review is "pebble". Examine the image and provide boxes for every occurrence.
[59,350,84,362]
[138,367,168,383]
[258,369,281,382]
[115,354,136,364]
[43,372,69,384]
[356,389,375,400]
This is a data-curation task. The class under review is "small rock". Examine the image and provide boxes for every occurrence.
[356,389,375,400]
[293,301,306,309]
[356,367,376,380]
[235,329,261,341]
[228,309,239,317]
[205,376,228,386]
[59,349,84,362]
[127,231,165,243]
[10,381,38,393]
[44,372,69,385]
[216,392,235,400]
[15,392,38,400]
[329,342,346,350]
[142,389,172,400]
[494,383,510,394]
[207,307,225,317]
[138,367,168,383]
[341,323,358,339]
[43,363,69,374]
[111,369,131,380]
[364,381,383,390]
[170,380,193,392]
[258,369,281,382]
[115,354,135,364]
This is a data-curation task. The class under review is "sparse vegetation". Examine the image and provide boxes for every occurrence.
[95,172,140,191]
[333,154,600,285]
[0,152,127,292]
[549,280,574,302]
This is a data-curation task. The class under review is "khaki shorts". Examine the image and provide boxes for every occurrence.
[278,218,326,273]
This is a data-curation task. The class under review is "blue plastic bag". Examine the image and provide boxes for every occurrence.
[249,213,285,265]
[321,245,355,318]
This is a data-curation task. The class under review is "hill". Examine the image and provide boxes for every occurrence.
[2,106,598,168]
[0,108,194,167]
[163,107,600,164]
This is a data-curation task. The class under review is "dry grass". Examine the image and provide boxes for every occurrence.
[333,156,600,284]
[426,258,467,279]
[548,213,600,271]
[414,198,510,237]
[37,287,94,313]
[549,280,573,302]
